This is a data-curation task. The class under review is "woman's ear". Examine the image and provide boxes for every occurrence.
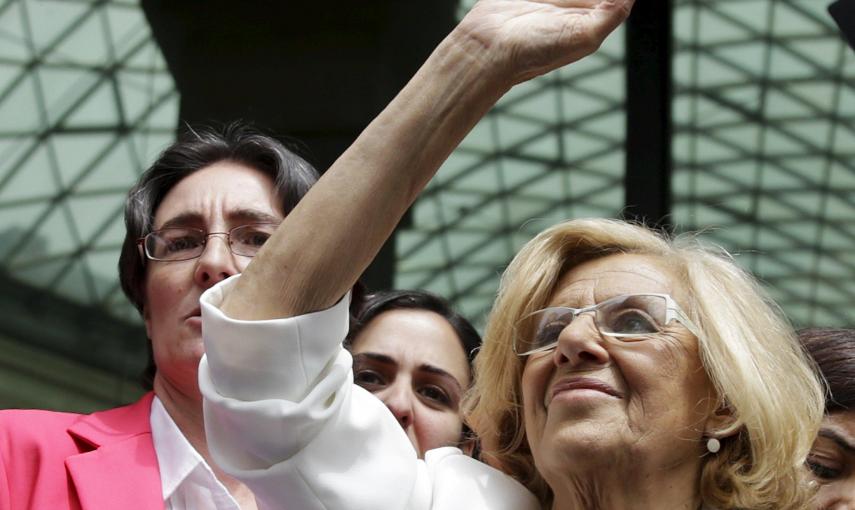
[460,437,477,457]
[704,402,739,439]
[459,424,479,458]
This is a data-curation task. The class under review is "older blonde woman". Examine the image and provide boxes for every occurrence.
[197,1,823,509]
[467,218,823,509]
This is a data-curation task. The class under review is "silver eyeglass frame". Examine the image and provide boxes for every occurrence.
[514,293,701,356]
[137,223,279,262]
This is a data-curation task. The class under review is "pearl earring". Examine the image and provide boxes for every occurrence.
[706,437,721,454]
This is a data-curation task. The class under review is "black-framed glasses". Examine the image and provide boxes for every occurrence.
[137,223,278,262]
[514,293,701,356]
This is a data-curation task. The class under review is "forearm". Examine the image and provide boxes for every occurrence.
[221,0,634,319]
[223,31,510,319]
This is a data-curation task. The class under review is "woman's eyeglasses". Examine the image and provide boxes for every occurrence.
[514,293,700,356]
[138,223,278,261]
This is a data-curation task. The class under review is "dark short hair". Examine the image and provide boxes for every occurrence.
[118,122,319,388]
[346,289,482,370]
[798,328,855,412]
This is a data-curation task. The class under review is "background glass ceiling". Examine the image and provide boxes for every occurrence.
[398,0,855,327]
[0,0,852,337]
[671,0,855,326]
[0,0,177,322]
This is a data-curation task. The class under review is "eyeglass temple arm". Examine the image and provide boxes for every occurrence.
[667,305,701,337]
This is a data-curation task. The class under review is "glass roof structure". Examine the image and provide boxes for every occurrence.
[0,0,178,323]
[0,0,851,340]
[398,0,855,327]
[671,0,855,326]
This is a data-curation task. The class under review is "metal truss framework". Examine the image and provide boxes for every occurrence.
[672,0,855,326]
[398,0,855,327]
[0,0,177,325]
[0,0,851,355]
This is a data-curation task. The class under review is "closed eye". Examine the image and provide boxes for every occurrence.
[807,458,842,480]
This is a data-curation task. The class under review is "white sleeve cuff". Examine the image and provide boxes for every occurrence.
[199,275,351,402]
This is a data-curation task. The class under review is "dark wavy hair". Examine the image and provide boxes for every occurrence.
[347,289,481,369]
[347,289,483,454]
[799,328,855,412]
[118,122,319,389]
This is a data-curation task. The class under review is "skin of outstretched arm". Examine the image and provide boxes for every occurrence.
[220,0,633,321]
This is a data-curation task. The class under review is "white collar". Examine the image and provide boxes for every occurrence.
[150,396,217,501]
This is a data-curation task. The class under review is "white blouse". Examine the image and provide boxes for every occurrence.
[150,397,241,510]
[199,276,539,510]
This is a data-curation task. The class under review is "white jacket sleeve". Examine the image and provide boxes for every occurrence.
[198,276,539,510]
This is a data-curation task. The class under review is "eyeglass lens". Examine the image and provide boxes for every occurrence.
[522,294,669,354]
[144,224,277,261]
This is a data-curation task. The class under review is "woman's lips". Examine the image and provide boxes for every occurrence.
[184,308,202,328]
[184,307,201,320]
[548,376,622,405]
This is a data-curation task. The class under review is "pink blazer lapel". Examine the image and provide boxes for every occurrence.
[65,393,164,510]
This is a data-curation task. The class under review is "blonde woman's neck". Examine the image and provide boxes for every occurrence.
[545,455,704,510]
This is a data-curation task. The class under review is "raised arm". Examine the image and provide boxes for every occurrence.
[222,0,633,319]
[202,3,633,508]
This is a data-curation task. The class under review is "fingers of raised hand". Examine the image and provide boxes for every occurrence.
[458,0,635,84]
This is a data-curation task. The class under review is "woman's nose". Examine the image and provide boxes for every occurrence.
[194,235,238,288]
[381,383,415,429]
[552,311,610,368]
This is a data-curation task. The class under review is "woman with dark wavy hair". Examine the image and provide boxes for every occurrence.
[0,122,318,510]
[346,290,481,458]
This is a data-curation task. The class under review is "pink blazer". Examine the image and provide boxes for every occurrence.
[0,392,164,510]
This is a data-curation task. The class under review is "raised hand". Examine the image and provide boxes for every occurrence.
[452,0,634,86]
[225,0,633,321]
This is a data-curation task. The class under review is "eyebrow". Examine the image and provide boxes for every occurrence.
[229,208,281,224]
[159,209,281,230]
[818,427,855,454]
[353,352,398,367]
[417,364,464,392]
[352,352,465,391]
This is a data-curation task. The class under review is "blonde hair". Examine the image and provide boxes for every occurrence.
[465,218,823,509]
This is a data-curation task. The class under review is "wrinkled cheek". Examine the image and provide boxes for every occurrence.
[521,356,551,407]
[520,366,547,455]
[646,341,687,378]
[620,347,706,420]
[521,410,542,469]
[622,396,656,435]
